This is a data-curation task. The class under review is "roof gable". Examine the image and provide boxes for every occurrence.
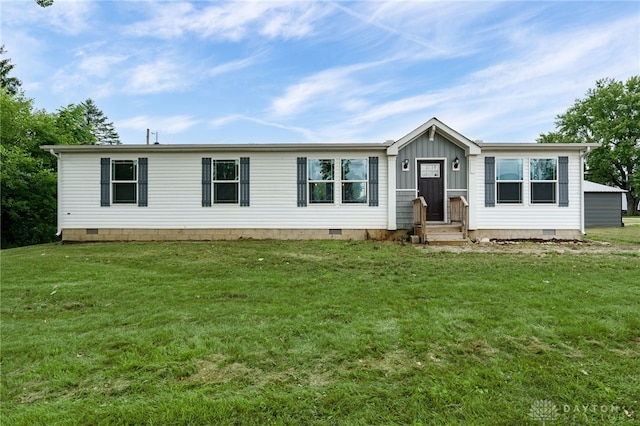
[584,181,626,193]
[387,117,482,156]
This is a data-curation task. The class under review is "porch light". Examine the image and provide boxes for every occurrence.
[402,159,410,171]
[452,157,460,171]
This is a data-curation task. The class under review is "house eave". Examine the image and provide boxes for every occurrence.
[41,142,392,154]
[478,142,600,151]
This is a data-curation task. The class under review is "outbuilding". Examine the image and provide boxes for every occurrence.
[583,181,626,227]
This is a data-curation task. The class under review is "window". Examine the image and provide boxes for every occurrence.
[530,159,557,204]
[112,160,137,204]
[308,159,334,203]
[496,159,523,204]
[213,160,239,204]
[342,159,368,203]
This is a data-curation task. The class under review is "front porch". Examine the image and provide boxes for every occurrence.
[413,195,469,245]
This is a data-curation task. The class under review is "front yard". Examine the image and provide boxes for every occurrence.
[2,236,638,424]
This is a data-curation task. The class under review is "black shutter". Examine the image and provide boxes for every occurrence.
[240,157,250,207]
[558,156,569,207]
[485,156,495,207]
[202,158,212,207]
[100,157,110,207]
[297,157,307,207]
[368,156,379,207]
[138,157,148,207]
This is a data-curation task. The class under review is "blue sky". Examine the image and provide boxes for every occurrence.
[2,0,639,144]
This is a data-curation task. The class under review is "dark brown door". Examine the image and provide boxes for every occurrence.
[417,160,444,221]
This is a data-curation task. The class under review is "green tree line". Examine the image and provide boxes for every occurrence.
[1,46,120,248]
[539,76,640,215]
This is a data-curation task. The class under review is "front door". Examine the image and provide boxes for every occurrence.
[417,160,445,221]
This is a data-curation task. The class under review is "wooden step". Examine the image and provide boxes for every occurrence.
[424,227,468,245]
[425,224,463,233]
[425,234,468,245]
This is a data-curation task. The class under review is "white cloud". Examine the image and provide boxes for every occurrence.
[317,12,640,143]
[268,59,392,117]
[126,60,189,94]
[334,1,505,59]
[79,54,129,78]
[118,115,199,135]
[1,0,94,35]
[210,114,314,140]
[208,55,261,77]
[125,1,331,41]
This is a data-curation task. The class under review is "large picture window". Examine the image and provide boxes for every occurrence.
[530,158,557,204]
[308,159,334,203]
[112,160,137,204]
[341,159,368,203]
[496,159,523,204]
[213,160,239,204]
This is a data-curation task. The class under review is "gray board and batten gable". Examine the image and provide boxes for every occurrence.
[397,131,468,190]
[391,119,476,229]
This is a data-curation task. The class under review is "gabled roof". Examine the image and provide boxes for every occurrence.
[386,117,599,156]
[583,181,627,193]
[387,117,482,156]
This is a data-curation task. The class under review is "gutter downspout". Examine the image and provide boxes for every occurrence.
[579,147,591,236]
[49,149,63,237]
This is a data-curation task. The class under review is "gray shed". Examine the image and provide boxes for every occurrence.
[584,181,626,227]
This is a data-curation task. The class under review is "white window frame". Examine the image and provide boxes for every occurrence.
[111,159,137,204]
[341,158,368,204]
[496,158,523,204]
[530,158,558,204]
[213,159,239,204]
[308,159,335,204]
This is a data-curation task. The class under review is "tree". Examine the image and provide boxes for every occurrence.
[539,76,640,215]
[1,144,57,248]
[81,98,121,145]
[0,45,22,95]
[56,103,97,145]
[1,90,97,248]
[36,0,54,7]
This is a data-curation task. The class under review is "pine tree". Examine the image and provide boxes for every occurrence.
[81,98,121,145]
[0,45,23,95]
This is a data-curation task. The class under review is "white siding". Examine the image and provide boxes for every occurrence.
[474,151,583,230]
[58,150,388,230]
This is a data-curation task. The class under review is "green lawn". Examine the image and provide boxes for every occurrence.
[2,240,638,425]
[585,217,640,245]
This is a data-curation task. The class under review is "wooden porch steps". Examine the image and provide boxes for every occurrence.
[413,196,469,245]
[423,223,468,245]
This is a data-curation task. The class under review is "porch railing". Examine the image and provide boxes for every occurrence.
[412,196,428,241]
[449,195,469,239]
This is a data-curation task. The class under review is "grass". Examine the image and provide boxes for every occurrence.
[2,239,639,425]
[585,216,640,245]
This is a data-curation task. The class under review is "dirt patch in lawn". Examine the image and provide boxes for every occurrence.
[416,239,639,254]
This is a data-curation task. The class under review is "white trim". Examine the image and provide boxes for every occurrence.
[416,157,448,223]
[467,155,477,230]
[387,155,397,230]
[580,152,585,234]
[388,117,482,156]
[43,143,391,154]
[57,152,63,236]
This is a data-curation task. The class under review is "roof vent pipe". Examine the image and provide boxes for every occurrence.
[428,125,436,141]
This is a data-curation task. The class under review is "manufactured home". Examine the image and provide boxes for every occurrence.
[43,118,597,243]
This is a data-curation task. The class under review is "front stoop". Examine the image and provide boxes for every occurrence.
[424,223,468,245]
